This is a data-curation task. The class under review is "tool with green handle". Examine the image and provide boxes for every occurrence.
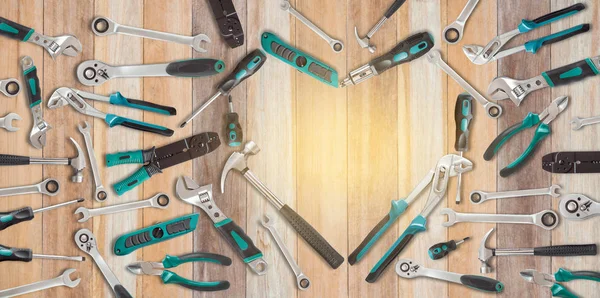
[521,268,600,298]
[21,56,51,149]
[0,198,83,231]
[0,243,84,263]
[127,253,232,292]
[454,93,473,204]
[225,95,243,146]
[428,237,470,260]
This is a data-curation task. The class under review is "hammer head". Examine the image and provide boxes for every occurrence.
[478,228,496,273]
[220,141,260,193]
[68,138,86,183]
[354,27,375,53]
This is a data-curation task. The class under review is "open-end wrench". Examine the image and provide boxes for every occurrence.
[559,194,600,221]
[0,269,80,297]
[0,113,21,132]
[78,121,107,202]
[75,193,169,223]
[91,16,210,53]
[280,0,343,53]
[571,115,600,130]
[75,229,133,298]
[0,79,21,97]
[427,50,502,118]
[441,208,559,230]
[443,0,479,44]
[261,215,310,291]
[470,185,561,204]
[0,178,60,197]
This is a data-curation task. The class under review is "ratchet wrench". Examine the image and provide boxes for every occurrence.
[470,185,561,204]
[443,0,479,44]
[0,78,21,97]
[78,121,107,202]
[75,193,169,223]
[571,115,600,130]
[559,194,600,220]
[0,269,80,297]
[0,178,60,197]
[441,208,559,230]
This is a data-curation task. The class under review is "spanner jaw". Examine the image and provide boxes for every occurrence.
[60,269,82,288]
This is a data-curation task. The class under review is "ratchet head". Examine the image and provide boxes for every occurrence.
[395,258,421,279]
[443,21,464,44]
[0,113,21,132]
[74,229,97,256]
[559,194,598,220]
[77,60,112,86]
[534,210,559,230]
[440,208,457,227]
[0,79,21,97]
[59,269,82,288]
[353,27,375,53]
[91,16,118,36]
[38,178,61,196]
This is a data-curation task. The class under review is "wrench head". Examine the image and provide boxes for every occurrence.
[570,117,585,130]
[77,60,112,86]
[469,191,485,204]
[440,208,457,227]
[353,27,375,53]
[192,34,211,53]
[74,207,91,223]
[549,185,561,198]
[175,176,212,209]
[0,113,21,132]
[0,79,21,97]
[260,214,275,229]
[59,269,82,288]
[29,121,52,150]
[533,210,559,230]
[43,35,83,59]
[559,194,597,220]
[487,76,528,105]
[395,258,421,279]
[74,228,97,256]
[91,16,118,36]
[77,121,91,134]
[39,178,61,196]
[443,22,464,44]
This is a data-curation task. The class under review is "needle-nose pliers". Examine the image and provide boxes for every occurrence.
[521,268,600,298]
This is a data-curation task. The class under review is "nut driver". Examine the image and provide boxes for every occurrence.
[0,178,60,197]
[354,0,407,53]
[21,56,51,149]
[0,269,80,297]
[0,198,83,231]
[521,268,600,298]
[0,243,84,262]
[559,194,600,220]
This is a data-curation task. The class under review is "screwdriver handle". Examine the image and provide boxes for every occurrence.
[0,207,34,231]
[225,112,243,147]
[428,240,457,260]
[454,94,473,152]
[0,244,32,262]
[371,32,434,74]
[218,49,267,95]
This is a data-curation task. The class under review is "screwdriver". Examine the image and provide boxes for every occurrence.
[0,243,84,262]
[180,49,267,128]
[225,95,243,147]
[428,237,470,260]
[0,198,84,231]
[340,31,434,87]
[454,93,473,204]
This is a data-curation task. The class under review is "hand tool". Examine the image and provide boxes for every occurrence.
[454,93,473,204]
[441,208,559,230]
[0,17,82,59]
[521,268,600,298]
[396,258,504,293]
[0,243,84,262]
[92,16,211,53]
[571,115,600,130]
[261,215,310,290]
[558,194,600,221]
[75,229,133,298]
[49,88,174,137]
[75,193,169,223]
[221,141,344,269]
[0,138,85,183]
[113,214,199,256]
[366,154,473,283]
[0,198,83,231]
[0,269,80,297]
[0,78,21,97]
[443,0,479,44]
[340,32,434,88]
[107,132,219,195]
[0,178,60,197]
[478,228,597,273]
[470,185,561,205]
[0,113,21,132]
[354,0,407,53]
[262,32,338,87]
[427,50,502,119]
[180,50,266,127]
[225,95,242,146]
[21,56,51,149]
[77,121,107,202]
[176,177,267,275]
[463,3,586,65]
[280,0,343,53]
[428,237,470,260]
[76,58,225,86]
[484,96,568,177]
[207,0,244,48]
[542,151,600,173]
[127,253,231,292]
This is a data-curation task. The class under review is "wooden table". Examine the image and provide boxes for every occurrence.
[0,0,598,297]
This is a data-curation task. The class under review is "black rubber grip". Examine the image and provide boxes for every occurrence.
[454,94,473,152]
[570,271,600,279]
[348,214,390,265]
[460,275,504,293]
[176,252,232,266]
[215,219,263,263]
[365,233,415,283]
[532,3,586,24]
[0,244,32,262]
[124,97,177,115]
[120,120,174,137]
[384,0,407,18]
[0,207,34,231]
[542,24,590,48]
[23,65,41,106]
[114,285,133,298]
[371,32,434,74]
[429,240,458,260]
[533,244,597,256]
[279,205,344,269]
[0,17,33,41]
[0,154,31,165]
[543,58,598,87]
[165,59,224,77]
[218,49,267,95]
[484,122,524,160]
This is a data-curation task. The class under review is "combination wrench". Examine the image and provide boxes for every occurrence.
[0,269,80,297]
[0,113,21,132]
[78,121,107,202]
[0,78,21,97]
[571,115,600,130]
[559,194,600,220]
[75,193,169,222]
[443,0,479,44]
[0,178,60,197]
[427,50,502,119]
[441,208,559,230]
[261,215,310,291]
[470,185,561,204]
[280,0,343,53]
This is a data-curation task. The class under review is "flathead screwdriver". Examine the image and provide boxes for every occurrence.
[0,198,84,231]
[0,243,84,262]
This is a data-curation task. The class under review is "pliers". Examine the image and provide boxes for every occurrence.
[484,96,568,177]
[127,253,231,292]
[48,87,175,136]
[521,268,600,298]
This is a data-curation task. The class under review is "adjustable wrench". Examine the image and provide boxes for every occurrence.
[261,215,310,291]
[571,115,600,130]
[441,208,559,230]
[21,56,51,149]
[75,193,169,223]
[427,50,502,119]
[559,194,600,220]
[470,185,561,204]
[0,269,80,297]
[0,79,21,97]
[0,113,21,132]
[78,121,107,202]
[75,229,133,298]
[280,0,343,53]
[443,0,479,44]
[92,16,210,53]
[0,178,60,197]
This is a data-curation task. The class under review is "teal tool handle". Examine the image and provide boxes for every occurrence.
[113,214,199,255]
[428,240,457,260]
[105,114,173,137]
[225,112,242,147]
[366,215,427,283]
[0,244,32,262]
[518,3,586,33]
[109,92,176,115]
[500,123,550,177]
[371,31,434,74]
[542,57,599,87]
[214,218,263,264]
[162,253,232,268]
[0,17,34,41]
[106,147,154,167]
[454,94,473,152]
[525,24,590,54]
[161,270,230,292]
[22,64,41,107]
[551,283,578,298]
[484,112,540,160]
[348,199,408,265]
[459,275,504,293]
[217,49,267,95]
[0,207,34,231]
[113,164,161,196]
[555,268,600,282]
[165,59,225,77]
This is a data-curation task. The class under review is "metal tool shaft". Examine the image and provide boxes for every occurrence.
[244,170,285,209]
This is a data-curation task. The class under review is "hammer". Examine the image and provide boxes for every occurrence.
[221,141,344,269]
[0,138,86,183]
[478,228,597,273]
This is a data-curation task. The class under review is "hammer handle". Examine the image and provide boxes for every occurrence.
[533,244,597,256]
[0,154,30,165]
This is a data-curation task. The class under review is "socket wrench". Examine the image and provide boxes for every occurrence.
[0,269,80,297]
[261,215,310,291]
[427,50,502,118]
[75,193,169,222]
[559,194,600,220]
[0,178,60,197]
[571,115,600,130]
[443,0,479,44]
[470,185,561,204]
[78,121,107,202]
[441,208,559,230]
[91,16,210,53]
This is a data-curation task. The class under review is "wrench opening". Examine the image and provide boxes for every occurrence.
[93,18,111,34]
[45,179,60,194]
[5,81,20,96]
[444,27,461,43]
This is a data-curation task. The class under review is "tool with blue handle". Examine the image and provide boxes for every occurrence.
[484,96,569,177]
[225,95,243,147]
[0,198,82,232]
[521,268,600,298]
[428,237,470,260]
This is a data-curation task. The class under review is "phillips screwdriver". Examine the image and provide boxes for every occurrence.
[428,237,470,260]
[0,243,84,262]
[340,31,434,87]
[225,95,243,147]
[454,93,473,204]
[180,49,267,128]
[0,198,84,231]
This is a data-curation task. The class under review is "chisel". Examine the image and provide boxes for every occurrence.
[454,93,473,204]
